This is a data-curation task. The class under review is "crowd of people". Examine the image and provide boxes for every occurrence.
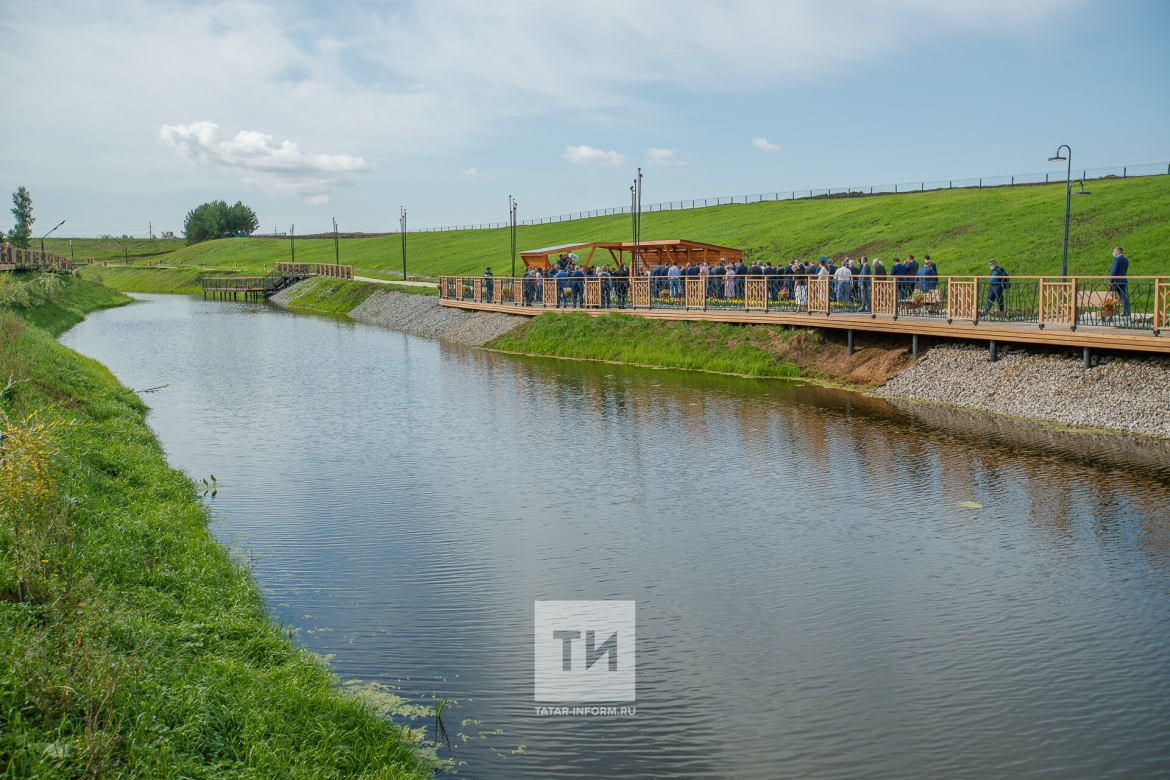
[497,252,944,310]
[476,247,1135,321]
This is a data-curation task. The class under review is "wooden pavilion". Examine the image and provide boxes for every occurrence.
[519,239,742,272]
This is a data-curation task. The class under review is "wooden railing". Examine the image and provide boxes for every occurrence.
[203,263,353,299]
[0,243,74,273]
[439,273,1170,335]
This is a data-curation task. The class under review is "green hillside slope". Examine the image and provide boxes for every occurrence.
[82,175,1170,289]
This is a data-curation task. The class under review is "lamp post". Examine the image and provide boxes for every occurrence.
[290,223,295,264]
[40,219,65,253]
[399,207,407,280]
[508,196,518,278]
[333,218,339,265]
[1047,145,1089,280]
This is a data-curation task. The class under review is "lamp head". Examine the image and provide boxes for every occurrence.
[1048,155,1066,162]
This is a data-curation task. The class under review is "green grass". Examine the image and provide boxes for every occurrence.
[12,276,132,335]
[78,266,242,295]
[276,278,394,315]
[71,176,1170,285]
[41,237,187,264]
[488,311,804,378]
[0,282,432,778]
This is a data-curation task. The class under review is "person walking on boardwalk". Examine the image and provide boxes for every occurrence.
[1109,246,1130,317]
[614,262,629,308]
[598,265,612,308]
[834,261,852,308]
[890,257,907,299]
[858,257,872,312]
[571,264,586,307]
[983,259,1009,315]
[483,266,494,302]
[555,265,570,308]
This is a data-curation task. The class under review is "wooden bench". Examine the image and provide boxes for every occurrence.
[1077,291,1110,308]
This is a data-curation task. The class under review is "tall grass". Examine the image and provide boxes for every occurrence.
[0,283,433,778]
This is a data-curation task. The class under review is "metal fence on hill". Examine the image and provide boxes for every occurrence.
[401,161,1169,234]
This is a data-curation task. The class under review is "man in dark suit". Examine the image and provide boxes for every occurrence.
[613,262,629,308]
[890,258,906,299]
[571,265,586,307]
[1109,246,1130,316]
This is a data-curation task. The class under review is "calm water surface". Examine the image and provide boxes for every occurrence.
[61,294,1170,779]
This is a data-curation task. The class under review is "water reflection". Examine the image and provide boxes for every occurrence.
[60,295,1170,779]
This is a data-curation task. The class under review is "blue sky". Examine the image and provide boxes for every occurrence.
[1,0,1167,236]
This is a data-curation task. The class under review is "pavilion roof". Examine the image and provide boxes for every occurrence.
[519,238,741,270]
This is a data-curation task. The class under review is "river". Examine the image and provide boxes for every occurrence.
[60,294,1170,779]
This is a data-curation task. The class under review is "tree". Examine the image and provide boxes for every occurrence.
[9,186,34,249]
[182,200,259,245]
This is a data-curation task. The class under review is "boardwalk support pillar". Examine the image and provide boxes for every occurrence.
[911,334,919,361]
[847,329,854,356]
[1083,346,1091,371]
[989,340,998,363]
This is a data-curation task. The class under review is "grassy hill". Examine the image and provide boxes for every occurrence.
[78,175,1170,292]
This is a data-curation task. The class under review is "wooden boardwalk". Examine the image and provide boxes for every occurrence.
[202,263,354,301]
[438,274,1170,355]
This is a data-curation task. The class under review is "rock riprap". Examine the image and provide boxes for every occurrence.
[347,289,524,346]
[874,343,1170,438]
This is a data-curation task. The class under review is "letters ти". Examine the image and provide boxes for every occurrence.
[553,630,580,670]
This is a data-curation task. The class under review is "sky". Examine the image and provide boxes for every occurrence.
[1,0,1167,237]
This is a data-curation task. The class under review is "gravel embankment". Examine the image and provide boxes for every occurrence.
[874,343,1170,438]
[347,289,524,346]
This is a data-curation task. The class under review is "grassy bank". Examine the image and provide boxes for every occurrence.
[78,266,224,295]
[487,312,914,385]
[0,279,431,777]
[65,175,1170,280]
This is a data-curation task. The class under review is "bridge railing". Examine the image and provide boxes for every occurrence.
[0,243,74,273]
[439,274,1170,335]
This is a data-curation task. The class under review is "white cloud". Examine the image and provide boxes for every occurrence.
[752,138,780,153]
[646,147,687,166]
[160,121,371,202]
[563,145,626,167]
[463,167,480,179]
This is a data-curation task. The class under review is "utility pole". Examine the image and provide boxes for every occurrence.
[333,218,339,265]
[400,207,407,280]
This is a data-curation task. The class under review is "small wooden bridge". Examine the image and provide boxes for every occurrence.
[439,273,1170,357]
[0,244,75,273]
[201,263,354,301]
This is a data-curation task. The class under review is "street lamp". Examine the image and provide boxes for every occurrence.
[40,219,65,253]
[508,196,518,277]
[1047,145,1090,280]
[400,207,407,280]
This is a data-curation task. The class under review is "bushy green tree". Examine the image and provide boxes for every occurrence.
[9,186,34,249]
[182,200,259,245]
